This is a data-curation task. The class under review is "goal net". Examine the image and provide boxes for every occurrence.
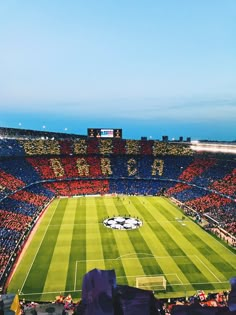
[136,275,167,291]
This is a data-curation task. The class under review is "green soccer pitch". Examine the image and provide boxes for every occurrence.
[7,195,236,302]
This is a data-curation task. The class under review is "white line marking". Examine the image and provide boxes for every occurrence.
[76,254,196,263]
[19,279,231,297]
[49,220,188,227]
[204,229,236,257]
[19,200,59,294]
[74,261,78,291]
[175,273,184,285]
[116,273,177,279]
[21,280,231,297]
[20,289,82,296]
[195,255,221,283]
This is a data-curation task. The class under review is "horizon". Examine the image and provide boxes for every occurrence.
[1,125,236,143]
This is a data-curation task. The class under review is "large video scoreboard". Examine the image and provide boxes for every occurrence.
[87,128,122,139]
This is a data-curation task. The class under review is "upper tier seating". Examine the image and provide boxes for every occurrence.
[0,137,235,290]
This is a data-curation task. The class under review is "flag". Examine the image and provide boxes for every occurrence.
[197,290,206,302]
[10,294,21,315]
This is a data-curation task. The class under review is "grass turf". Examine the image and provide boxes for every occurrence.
[7,196,236,302]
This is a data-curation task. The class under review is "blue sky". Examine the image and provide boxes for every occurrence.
[0,0,235,141]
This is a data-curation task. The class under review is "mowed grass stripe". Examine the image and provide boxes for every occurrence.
[65,198,87,295]
[147,198,220,287]
[7,199,60,296]
[94,198,121,261]
[95,198,126,278]
[175,221,236,278]
[152,199,233,283]
[85,198,105,272]
[8,196,235,302]
[101,197,145,287]
[156,198,235,288]
[126,197,195,293]
[155,198,236,272]
[43,198,77,293]
[154,198,236,289]
[132,196,215,290]
[119,197,164,275]
[21,199,68,297]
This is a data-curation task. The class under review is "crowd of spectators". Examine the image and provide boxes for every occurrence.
[0,209,32,281]
[0,138,195,158]
[168,190,236,237]
[0,139,25,156]
[0,183,53,289]
[0,136,235,298]
[164,157,236,237]
[167,157,235,194]
[43,180,109,196]
[210,169,236,199]
[18,139,61,156]
[178,158,217,182]
[0,157,42,200]
[10,190,49,206]
[0,169,25,199]
[204,203,236,238]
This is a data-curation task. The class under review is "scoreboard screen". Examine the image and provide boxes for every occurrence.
[88,128,122,139]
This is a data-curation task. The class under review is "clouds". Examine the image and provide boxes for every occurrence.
[1,96,235,125]
[1,1,236,102]
[0,1,236,140]
[0,96,235,141]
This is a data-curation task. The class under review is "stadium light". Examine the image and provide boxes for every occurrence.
[190,142,236,154]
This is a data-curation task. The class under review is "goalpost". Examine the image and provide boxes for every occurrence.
[136,275,167,291]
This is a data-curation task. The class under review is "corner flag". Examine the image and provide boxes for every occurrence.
[10,294,21,315]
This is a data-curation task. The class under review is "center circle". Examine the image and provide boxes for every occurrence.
[103,216,143,230]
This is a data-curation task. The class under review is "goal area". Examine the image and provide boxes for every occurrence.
[136,275,167,291]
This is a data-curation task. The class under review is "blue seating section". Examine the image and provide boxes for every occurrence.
[0,139,25,156]
[0,137,235,291]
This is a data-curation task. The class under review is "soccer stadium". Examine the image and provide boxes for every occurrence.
[0,126,235,315]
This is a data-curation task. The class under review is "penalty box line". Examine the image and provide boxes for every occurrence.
[74,255,188,290]
[74,255,224,290]
[76,254,196,263]
[194,255,221,283]
[74,254,188,289]
[74,254,223,289]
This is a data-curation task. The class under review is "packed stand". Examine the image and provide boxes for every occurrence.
[0,185,53,289]
[0,136,236,295]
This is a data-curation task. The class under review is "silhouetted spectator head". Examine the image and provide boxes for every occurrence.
[228,276,236,311]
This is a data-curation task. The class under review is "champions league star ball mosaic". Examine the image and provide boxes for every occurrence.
[103,216,143,230]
